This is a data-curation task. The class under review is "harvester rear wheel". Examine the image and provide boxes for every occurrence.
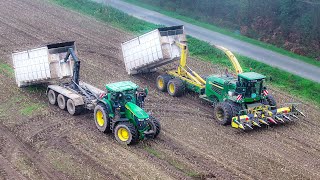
[67,99,82,116]
[149,116,161,138]
[264,95,277,110]
[167,78,185,97]
[94,104,111,133]
[114,122,139,145]
[48,89,57,105]
[156,74,171,92]
[214,102,233,125]
[57,94,67,110]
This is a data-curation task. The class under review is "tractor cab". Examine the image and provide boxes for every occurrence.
[105,81,149,119]
[106,81,139,107]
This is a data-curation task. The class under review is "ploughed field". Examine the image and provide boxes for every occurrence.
[0,0,319,179]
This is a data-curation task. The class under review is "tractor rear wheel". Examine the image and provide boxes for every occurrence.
[167,78,185,97]
[149,116,161,138]
[114,122,139,145]
[94,104,111,133]
[48,89,57,105]
[67,99,82,116]
[214,102,233,125]
[263,95,277,110]
[156,74,171,92]
[57,94,67,110]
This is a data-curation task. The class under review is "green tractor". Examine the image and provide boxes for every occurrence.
[94,81,161,144]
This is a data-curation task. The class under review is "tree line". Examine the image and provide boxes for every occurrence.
[138,0,320,59]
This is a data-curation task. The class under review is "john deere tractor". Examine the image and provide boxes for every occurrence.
[94,81,161,144]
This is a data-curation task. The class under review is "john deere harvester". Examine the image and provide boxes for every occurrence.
[121,26,305,130]
[12,42,160,144]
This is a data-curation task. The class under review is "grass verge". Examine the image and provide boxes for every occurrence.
[50,0,320,106]
[123,0,320,68]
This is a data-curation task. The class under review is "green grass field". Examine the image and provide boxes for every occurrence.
[123,0,320,68]
[50,0,320,106]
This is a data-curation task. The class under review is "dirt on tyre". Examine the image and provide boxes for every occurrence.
[114,122,139,145]
[47,89,57,105]
[167,78,185,97]
[67,99,83,116]
[57,94,67,110]
[214,102,233,125]
[156,74,171,92]
[94,104,111,133]
[263,94,277,110]
[149,116,161,138]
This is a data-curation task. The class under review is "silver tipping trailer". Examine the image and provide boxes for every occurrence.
[12,42,105,115]
[121,25,186,75]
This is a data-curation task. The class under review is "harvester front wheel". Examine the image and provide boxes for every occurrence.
[57,94,67,110]
[156,75,171,92]
[214,102,233,125]
[167,78,185,97]
[264,95,277,110]
[67,99,82,116]
[149,116,161,138]
[94,104,111,133]
[114,122,139,145]
[48,89,57,105]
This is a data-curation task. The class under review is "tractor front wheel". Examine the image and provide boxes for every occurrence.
[149,116,161,138]
[214,102,233,125]
[114,122,139,145]
[156,74,171,92]
[167,78,185,97]
[94,104,111,133]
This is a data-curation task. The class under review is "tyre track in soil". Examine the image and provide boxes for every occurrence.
[0,124,67,179]
[0,0,320,179]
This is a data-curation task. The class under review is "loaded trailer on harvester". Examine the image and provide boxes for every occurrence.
[12,41,160,144]
[121,26,305,130]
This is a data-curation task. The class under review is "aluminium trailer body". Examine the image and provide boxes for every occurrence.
[12,41,105,115]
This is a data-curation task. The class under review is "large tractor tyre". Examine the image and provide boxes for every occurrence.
[156,74,171,92]
[264,95,277,110]
[114,122,139,145]
[67,99,83,116]
[48,89,57,105]
[149,116,161,138]
[167,78,185,97]
[94,104,111,133]
[214,102,233,125]
[57,94,67,110]
[227,101,243,117]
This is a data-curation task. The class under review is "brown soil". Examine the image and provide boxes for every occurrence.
[0,0,320,179]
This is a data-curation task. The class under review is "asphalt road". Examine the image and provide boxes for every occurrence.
[95,0,320,83]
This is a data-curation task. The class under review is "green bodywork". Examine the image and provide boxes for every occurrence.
[100,81,151,139]
[198,72,267,109]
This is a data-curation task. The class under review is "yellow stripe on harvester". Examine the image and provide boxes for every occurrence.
[209,82,224,89]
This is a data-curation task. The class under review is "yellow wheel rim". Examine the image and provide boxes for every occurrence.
[158,78,164,88]
[169,83,175,93]
[216,109,224,121]
[117,127,129,141]
[96,110,104,127]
